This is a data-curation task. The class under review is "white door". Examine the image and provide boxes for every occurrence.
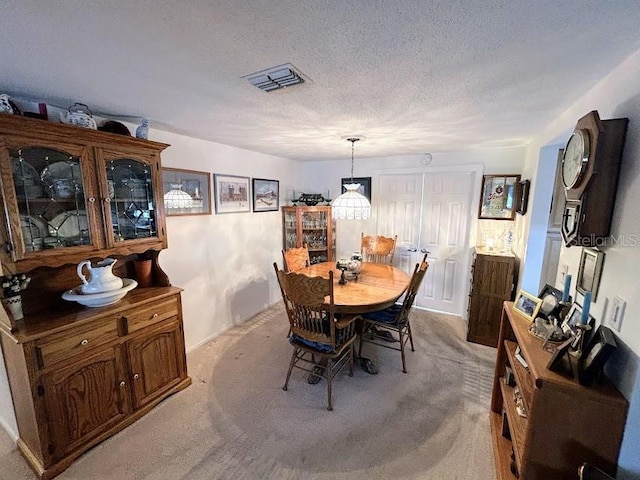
[376,171,474,315]
[418,172,473,314]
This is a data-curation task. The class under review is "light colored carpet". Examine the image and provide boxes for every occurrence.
[0,305,497,480]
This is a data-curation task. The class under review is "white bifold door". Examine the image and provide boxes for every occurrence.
[376,171,475,316]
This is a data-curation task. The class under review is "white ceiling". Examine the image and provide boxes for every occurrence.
[1,1,640,161]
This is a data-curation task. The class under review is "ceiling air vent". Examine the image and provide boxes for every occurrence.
[243,63,307,92]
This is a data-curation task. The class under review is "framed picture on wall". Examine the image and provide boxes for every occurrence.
[252,178,279,212]
[162,168,212,216]
[478,174,521,220]
[576,248,604,301]
[340,176,371,201]
[213,174,251,214]
[516,179,530,215]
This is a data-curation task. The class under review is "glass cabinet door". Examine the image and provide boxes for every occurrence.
[301,210,329,264]
[283,209,298,250]
[104,157,158,244]
[8,146,96,258]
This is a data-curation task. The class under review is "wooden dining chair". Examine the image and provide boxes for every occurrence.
[358,253,429,373]
[282,244,310,272]
[360,233,397,264]
[273,262,361,411]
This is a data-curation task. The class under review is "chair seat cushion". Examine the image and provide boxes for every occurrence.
[290,335,334,353]
[363,303,403,324]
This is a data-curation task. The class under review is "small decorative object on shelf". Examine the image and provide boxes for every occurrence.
[59,102,97,129]
[0,273,31,327]
[136,118,149,139]
[0,93,16,114]
[292,192,331,206]
[76,257,123,294]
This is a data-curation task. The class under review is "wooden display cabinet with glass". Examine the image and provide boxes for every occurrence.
[282,206,335,264]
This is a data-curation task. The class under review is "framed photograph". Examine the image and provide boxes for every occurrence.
[561,304,582,334]
[516,179,530,215]
[162,168,212,216]
[341,176,371,201]
[537,284,563,319]
[513,290,542,321]
[252,178,279,212]
[478,174,521,220]
[578,325,617,386]
[546,337,574,372]
[577,248,604,301]
[213,174,251,214]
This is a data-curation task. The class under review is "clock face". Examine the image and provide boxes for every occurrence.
[562,129,590,189]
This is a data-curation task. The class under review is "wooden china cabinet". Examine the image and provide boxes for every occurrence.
[0,114,191,479]
[282,205,335,264]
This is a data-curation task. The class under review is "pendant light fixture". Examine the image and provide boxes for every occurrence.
[331,137,371,220]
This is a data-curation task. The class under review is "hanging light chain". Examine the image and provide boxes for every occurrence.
[347,137,360,183]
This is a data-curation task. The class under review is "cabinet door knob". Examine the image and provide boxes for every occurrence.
[104,197,111,203]
[88,197,96,203]
[119,381,126,387]
[152,313,159,318]
[133,373,139,380]
[80,339,89,346]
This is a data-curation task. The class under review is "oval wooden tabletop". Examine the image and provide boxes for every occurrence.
[297,261,411,314]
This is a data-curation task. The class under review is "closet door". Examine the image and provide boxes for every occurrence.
[376,171,474,316]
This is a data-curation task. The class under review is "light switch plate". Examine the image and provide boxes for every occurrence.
[608,296,626,332]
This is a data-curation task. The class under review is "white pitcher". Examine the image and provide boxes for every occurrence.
[77,258,123,294]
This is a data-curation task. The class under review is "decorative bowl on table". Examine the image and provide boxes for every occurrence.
[62,278,137,308]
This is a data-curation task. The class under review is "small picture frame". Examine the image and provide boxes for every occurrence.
[213,174,251,214]
[341,177,371,201]
[516,179,530,215]
[546,337,574,373]
[561,303,582,335]
[537,284,563,319]
[578,325,617,386]
[513,290,542,321]
[478,174,521,220]
[577,248,604,302]
[252,178,279,212]
[162,168,212,216]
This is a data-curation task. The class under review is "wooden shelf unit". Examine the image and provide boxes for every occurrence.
[490,302,628,480]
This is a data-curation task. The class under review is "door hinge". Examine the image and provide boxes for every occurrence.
[37,384,45,396]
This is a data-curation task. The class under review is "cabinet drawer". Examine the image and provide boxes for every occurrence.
[125,296,179,334]
[35,318,120,369]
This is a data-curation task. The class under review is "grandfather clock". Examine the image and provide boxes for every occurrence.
[561,110,628,247]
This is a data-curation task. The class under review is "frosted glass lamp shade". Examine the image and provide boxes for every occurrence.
[331,183,371,220]
[164,185,193,209]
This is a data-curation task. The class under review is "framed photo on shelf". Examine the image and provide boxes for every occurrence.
[561,303,582,335]
[516,179,530,215]
[162,168,212,216]
[340,176,371,201]
[478,174,521,220]
[578,325,617,386]
[577,248,604,301]
[213,174,251,214]
[513,290,542,321]
[537,284,563,319]
[252,178,279,212]
[546,337,574,372]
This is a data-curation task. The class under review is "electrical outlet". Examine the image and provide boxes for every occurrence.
[608,296,626,332]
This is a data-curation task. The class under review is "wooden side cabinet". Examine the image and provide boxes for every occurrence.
[466,248,517,347]
[0,287,191,479]
[282,205,335,264]
[490,302,628,480]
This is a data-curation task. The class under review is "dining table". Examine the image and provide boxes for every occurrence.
[297,261,411,376]
[297,261,411,314]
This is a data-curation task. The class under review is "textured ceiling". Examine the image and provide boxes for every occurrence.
[1,1,640,161]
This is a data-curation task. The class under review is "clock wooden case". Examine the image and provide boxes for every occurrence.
[561,111,628,247]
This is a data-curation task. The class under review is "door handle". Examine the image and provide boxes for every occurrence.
[407,247,417,252]
[420,248,429,254]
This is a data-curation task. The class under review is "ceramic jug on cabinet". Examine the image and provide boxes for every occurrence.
[77,258,123,294]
